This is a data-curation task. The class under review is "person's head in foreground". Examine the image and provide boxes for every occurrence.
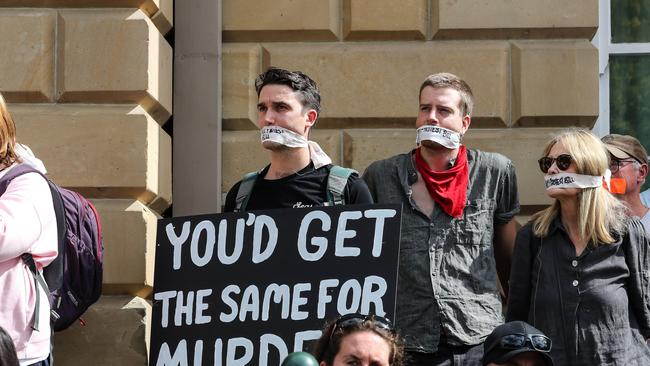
[532,129,627,243]
[483,321,553,366]
[0,326,19,366]
[313,313,405,366]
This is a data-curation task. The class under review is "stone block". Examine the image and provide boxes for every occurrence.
[223,44,267,129]
[344,128,560,206]
[54,296,150,365]
[0,9,55,102]
[511,40,598,127]
[222,129,343,195]
[143,0,173,35]
[433,0,598,39]
[343,130,416,174]
[343,0,427,40]
[93,199,159,294]
[11,104,172,210]
[463,128,561,206]
[223,0,340,41]
[57,9,172,124]
[264,42,509,127]
[0,1,173,35]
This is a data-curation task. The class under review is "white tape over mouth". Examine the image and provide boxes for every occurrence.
[260,126,332,168]
[416,125,461,149]
[544,172,603,190]
[261,126,309,148]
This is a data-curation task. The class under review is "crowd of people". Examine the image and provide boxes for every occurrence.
[224,67,650,366]
[3,64,650,365]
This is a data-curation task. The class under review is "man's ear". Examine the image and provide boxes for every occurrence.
[639,163,648,182]
[461,114,471,135]
[306,109,318,127]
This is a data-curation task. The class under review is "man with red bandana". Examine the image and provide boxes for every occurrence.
[363,73,520,366]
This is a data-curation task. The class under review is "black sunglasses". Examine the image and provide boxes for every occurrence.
[330,313,395,341]
[538,154,572,173]
[490,333,552,354]
[609,158,637,174]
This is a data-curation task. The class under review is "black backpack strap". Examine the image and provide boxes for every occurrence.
[20,253,50,331]
[326,166,356,206]
[234,171,259,212]
[0,164,39,194]
[43,180,65,292]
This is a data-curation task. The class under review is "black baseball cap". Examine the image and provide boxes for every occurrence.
[483,321,554,365]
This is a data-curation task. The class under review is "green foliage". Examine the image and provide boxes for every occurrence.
[612,0,650,43]
[610,55,650,189]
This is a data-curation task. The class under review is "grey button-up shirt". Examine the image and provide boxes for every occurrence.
[507,218,650,365]
[363,149,520,352]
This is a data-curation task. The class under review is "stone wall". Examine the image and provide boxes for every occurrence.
[0,0,599,364]
[0,1,172,364]
[221,0,599,217]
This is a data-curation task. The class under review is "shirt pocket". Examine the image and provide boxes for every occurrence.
[448,199,498,293]
[455,198,495,246]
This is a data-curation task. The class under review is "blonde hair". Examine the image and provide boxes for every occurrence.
[532,129,627,244]
[0,93,18,169]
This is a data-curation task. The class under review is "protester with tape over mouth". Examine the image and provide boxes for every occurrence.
[600,134,650,231]
[313,313,405,366]
[223,67,373,212]
[507,129,650,365]
[363,73,520,365]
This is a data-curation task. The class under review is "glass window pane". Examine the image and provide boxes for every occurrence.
[610,55,650,190]
[611,0,650,43]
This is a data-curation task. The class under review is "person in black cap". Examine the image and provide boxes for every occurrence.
[482,321,553,366]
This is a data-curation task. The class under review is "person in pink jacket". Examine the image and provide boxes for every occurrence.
[0,93,57,366]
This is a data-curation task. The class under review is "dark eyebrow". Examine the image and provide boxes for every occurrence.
[272,101,290,109]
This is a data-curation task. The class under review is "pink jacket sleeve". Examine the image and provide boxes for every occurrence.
[0,172,58,266]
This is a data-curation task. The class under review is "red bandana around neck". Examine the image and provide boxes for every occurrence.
[415,146,469,218]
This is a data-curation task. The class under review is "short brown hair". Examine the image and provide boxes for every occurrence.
[419,72,474,117]
[0,93,18,169]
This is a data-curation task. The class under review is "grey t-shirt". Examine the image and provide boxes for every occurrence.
[363,148,520,352]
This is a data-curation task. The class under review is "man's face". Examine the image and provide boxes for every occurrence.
[487,351,547,366]
[416,86,471,134]
[257,84,316,138]
[610,155,648,195]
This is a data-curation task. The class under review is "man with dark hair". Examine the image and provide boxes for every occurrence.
[602,134,650,230]
[223,67,372,212]
[363,72,520,365]
[482,321,554,366]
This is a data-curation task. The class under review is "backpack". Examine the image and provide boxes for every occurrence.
[0,164,103,332]
[234,165,356,212]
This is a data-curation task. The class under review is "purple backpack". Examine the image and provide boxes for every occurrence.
[0,164,103,332]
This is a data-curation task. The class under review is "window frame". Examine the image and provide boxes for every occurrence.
[593,0,650,137]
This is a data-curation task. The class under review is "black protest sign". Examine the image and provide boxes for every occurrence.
[150,204,402,366]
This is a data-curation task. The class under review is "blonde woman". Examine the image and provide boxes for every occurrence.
[0,93,57,365]
[506,129,650,365]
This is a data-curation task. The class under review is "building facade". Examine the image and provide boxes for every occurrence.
[3,0,628,364]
